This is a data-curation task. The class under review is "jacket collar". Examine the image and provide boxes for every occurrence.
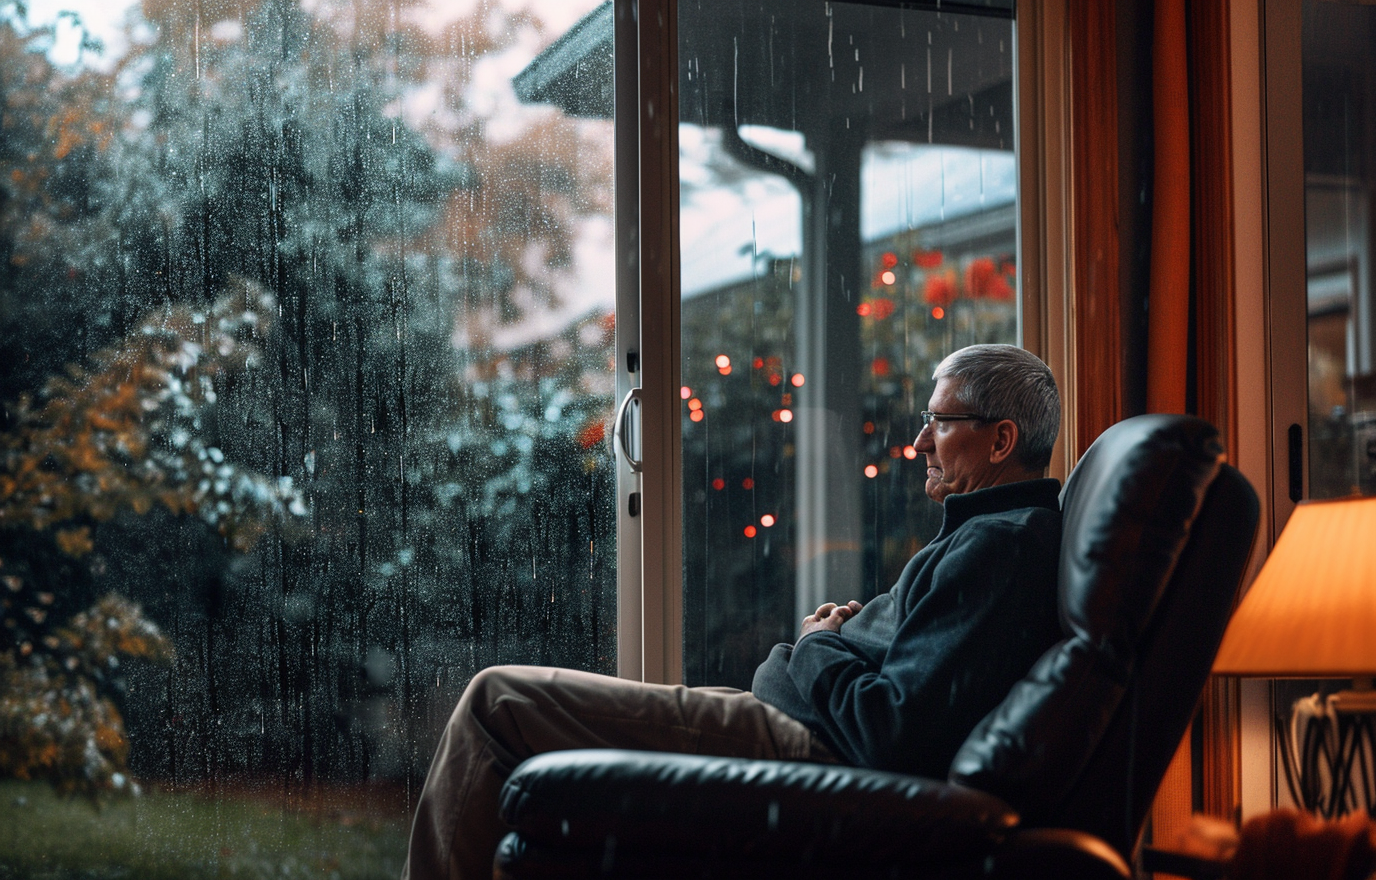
[935,477,1061,541]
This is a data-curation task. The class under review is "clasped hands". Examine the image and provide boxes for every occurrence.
[799,600,864,638]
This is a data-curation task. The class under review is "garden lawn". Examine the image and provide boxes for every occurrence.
[0,779,409,880]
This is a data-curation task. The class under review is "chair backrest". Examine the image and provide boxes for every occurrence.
[948,414,1259,859]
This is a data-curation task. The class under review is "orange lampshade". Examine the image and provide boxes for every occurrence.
[1213,495,1376,678]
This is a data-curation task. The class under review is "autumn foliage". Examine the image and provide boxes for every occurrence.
[0,595,172,795]
[0,280,305,550]
[0,281,305,795]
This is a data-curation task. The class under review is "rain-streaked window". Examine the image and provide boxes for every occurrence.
[678,1,1018,687]
[1,0,613,874]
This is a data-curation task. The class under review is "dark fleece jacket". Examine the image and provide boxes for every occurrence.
[752,477,1063,778]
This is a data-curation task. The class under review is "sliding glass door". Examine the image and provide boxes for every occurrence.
[676,1,1020,688]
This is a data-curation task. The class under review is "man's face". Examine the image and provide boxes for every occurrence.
[913,377,1004,504]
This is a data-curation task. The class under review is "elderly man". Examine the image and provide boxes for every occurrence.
[403,343,1063,880]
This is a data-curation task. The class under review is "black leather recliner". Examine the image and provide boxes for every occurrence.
[491,414,1261,879]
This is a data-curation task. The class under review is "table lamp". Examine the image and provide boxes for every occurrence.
[1213,494,1376,818]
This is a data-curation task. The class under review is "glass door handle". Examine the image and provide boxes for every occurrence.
[613,387,643,474]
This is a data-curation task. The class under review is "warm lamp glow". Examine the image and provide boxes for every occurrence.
[1213,496,1376,678]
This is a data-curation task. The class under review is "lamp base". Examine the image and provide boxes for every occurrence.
[1278,688,1376,818]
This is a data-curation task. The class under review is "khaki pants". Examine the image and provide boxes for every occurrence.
[401,665,834,880]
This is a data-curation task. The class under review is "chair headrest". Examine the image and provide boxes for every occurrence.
[1057,414,1225,668]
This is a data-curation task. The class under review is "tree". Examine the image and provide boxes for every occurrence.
[0,3,134,410]
[0,280,299,794]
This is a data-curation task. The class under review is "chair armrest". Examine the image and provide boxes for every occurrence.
[498,749,1017,867]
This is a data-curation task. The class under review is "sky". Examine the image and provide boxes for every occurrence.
[678,131,1015,297]
[29,0,133,68]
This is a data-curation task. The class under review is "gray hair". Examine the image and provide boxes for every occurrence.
[933,344,1061,470]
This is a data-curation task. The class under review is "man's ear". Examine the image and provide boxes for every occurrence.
[988,419,1019,465]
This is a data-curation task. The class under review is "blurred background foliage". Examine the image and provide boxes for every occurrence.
[0,0,617,798]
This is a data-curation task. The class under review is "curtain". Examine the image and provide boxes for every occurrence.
[1149,0,1241,849]
[1070,0,1240,848]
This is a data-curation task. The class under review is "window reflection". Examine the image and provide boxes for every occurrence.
[0,0,613,872]
[678,1,1018,688]
[1304,0,1376,499]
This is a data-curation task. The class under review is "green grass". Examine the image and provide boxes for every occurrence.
[0,779,409,880]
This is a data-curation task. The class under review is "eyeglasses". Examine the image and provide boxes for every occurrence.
[919,410,992,430]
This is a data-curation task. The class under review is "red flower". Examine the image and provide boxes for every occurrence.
[923,272,957,307]
[965,257,1016,301]
[576,421,606,449]
[913,249,944,269]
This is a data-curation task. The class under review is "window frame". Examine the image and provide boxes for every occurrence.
[1261,0,1308,539]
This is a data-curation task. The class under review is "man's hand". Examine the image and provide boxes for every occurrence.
[799,600,864,638]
